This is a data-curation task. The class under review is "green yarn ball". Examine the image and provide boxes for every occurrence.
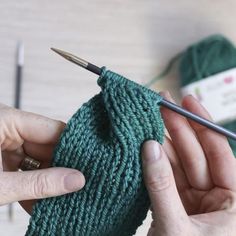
[179,34,236,156]
[179,35,236,86]
[26,69,164,236]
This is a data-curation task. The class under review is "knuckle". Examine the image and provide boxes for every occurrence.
[224,192,236,212]
[147,175,171,192]
[168,125,183,136]
[30,173,50,198]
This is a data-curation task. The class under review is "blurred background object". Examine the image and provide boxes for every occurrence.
[7,41,24,222]
[1,0,236,235]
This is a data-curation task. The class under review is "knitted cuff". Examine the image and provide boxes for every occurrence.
[26,69,164,236]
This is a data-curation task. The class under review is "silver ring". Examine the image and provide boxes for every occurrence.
[20,156,41,171]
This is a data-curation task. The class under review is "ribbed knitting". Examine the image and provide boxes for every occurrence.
[26,68,164,236]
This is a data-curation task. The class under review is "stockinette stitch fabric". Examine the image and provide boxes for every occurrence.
[26,68,165,236]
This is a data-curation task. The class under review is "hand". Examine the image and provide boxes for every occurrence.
[142,92,236,236]
[0,103,85,213]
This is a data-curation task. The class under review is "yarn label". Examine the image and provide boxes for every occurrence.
[181,68,236,124]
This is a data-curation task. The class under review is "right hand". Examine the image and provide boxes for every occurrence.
[142,92,236,236]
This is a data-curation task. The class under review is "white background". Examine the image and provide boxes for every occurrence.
[1,0,236,235]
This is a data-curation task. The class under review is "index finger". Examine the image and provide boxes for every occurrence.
[182,95,236,190]
[15,109,65,145]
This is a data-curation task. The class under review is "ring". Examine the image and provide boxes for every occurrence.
[20,156,41,171]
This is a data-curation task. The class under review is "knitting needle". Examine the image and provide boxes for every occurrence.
[15,42,24,109]
[8,42,24,221]
[51,47,236,141]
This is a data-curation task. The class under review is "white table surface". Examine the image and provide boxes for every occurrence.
[1,0,236,235]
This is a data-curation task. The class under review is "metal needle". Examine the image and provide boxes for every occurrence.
[51,48,102,75]
[51,47,236,141]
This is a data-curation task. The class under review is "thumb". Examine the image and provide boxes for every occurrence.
[142,140,187,227]
[0,167,85,205]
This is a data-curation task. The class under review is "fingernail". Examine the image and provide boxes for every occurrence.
[188,94,197,100]
[183,94,198,103]
[166,91,173,100]
[159,90,169,99]
[143,141,161,162]
[64,172,85,191]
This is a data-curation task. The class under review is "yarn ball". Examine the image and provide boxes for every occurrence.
[26,68,165,236]
[179,34,236,156]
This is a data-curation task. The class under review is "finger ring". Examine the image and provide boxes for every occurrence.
[20,156,41,171]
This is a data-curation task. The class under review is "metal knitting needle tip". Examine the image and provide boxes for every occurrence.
[51,48,102,75]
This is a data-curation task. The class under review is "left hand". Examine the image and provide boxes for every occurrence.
[0,103,85,214]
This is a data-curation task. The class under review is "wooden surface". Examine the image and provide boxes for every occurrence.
[1,0,236,235]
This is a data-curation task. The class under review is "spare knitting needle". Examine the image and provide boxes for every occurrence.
[51,47,236,141]
[15,42,24,109]
[8,42,24,222]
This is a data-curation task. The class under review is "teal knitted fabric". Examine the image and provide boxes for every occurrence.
[26,69,164,236]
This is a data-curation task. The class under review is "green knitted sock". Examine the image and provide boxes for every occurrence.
[26,68,165,236]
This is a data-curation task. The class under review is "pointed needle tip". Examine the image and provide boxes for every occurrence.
[51,47,63,54]
[50,47,72,61]
[50,47,90,69]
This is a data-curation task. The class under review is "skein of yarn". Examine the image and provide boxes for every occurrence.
[179,35,236,156]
